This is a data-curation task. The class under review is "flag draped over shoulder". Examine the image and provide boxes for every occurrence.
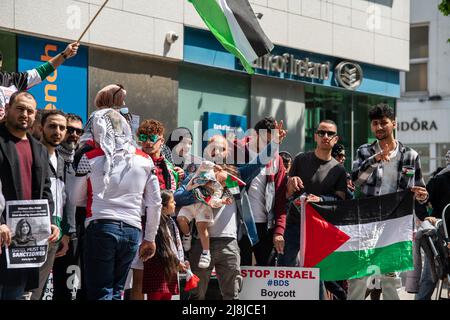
[188,0,274,74]
[297,191,415,281]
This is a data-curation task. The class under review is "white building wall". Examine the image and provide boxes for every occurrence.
[397,0,450,176]
[0,0,410,70]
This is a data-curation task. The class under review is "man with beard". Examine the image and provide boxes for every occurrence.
[279,120,347,300]
[29,110,68,300]
[0,91,58,300]
[52,113,83,300]
[349,103,429,300]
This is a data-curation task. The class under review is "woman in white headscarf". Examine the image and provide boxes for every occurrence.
[68,109,162,300]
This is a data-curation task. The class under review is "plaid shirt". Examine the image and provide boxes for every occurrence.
[352,140,426,197]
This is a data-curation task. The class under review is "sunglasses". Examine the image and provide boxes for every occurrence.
[138,133,161,143]
[316,130,337,138]
[67,126,84,135]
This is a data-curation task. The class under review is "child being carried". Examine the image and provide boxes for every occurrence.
[177,160,241,269]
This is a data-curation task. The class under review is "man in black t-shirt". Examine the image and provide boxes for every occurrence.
[278,120,347,268]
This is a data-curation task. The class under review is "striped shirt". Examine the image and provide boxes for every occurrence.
[351,140,426,197]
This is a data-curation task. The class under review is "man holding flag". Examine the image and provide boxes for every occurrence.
[0,42,79,118]
[349,103,429,300]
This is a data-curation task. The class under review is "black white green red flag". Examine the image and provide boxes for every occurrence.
[295,190,414,281]
[188,0,274,74]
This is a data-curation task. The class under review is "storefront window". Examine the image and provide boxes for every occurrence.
[409,143,431,181]
[304,85,396,171]
[437,143,450,168]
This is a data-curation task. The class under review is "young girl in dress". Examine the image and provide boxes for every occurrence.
[142,190,187,300]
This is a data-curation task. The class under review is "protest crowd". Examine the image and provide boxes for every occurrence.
[0,42,450,302]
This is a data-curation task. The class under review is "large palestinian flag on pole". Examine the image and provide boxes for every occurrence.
[296,190,415,281]
[188,0,274,74]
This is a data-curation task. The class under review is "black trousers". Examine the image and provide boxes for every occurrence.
[52,238,79,300]
[238,223,275,266]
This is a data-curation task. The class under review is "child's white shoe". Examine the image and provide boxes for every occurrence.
[198,252,211,269]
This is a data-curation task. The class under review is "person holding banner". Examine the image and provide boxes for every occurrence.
[0,91,58,300]
[281,120,347,266]
[280,120,347,300]
[0,42,79,118]
[350,103,429,300]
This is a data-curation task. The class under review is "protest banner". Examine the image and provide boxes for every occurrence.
[239,266,320,300]
[6,199,51,268]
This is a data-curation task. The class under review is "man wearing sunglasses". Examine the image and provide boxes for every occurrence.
[279,120,348,299]
[53,113,83,300]
[130,119,183,300]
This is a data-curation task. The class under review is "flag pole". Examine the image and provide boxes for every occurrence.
[77,0,110,43]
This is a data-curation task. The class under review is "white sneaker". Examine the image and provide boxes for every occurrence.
[198,252,211,269]
[182,233,192,252]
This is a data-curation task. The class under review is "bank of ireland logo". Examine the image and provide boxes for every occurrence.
[335,61,363,90]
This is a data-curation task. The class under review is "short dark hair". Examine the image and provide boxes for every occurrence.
[331,144,345,158]
[279,151,292,162]
[316,119,337,131]
[66,113,83,124]
[368,103,395,121]
[41,109,67,126]
[254,116,276,132]
[8,91,36,107]
[34,109,45,124]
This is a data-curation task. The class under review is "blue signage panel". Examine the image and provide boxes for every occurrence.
[18,35,88,122]
[184,27,400,98]
[202,112,247,149]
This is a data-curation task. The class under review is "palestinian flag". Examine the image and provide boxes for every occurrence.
[188,0,274,74]
[225,173,246,194]
[297,191,414,281]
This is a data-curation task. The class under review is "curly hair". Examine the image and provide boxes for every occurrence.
[368,103,395,121]
[138,119,165,136]
[254,116,276,132]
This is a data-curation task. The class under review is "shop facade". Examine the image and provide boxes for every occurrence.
[181,27,400,168]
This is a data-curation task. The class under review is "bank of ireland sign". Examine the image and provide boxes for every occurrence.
[334,61,364,90]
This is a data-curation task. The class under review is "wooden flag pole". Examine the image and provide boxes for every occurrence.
[77,0,110,43]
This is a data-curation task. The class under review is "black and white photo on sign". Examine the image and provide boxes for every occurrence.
[5,200,51,269]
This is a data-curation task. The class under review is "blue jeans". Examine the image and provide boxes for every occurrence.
[416,255,438,300]
[0,283,27,300]
[84,220,141,300]
[0,251,29,300]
